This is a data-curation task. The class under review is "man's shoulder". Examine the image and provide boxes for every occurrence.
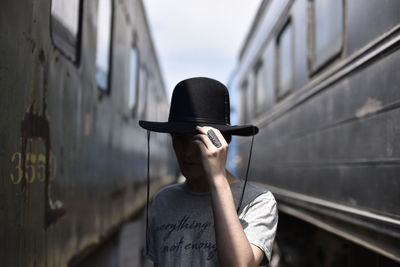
[241,182,276,206]
[246,182,268,195]
[153,183,185,201]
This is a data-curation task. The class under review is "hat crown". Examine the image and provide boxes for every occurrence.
[168,77,230,125]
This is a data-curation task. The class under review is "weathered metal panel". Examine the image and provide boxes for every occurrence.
[232,0,400,261]
[0,0,175,266]
[346,0,400,56]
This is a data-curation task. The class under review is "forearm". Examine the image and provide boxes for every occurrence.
[210,176,257,267]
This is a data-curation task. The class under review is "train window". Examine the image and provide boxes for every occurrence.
[137,67,148,117]
[240,80,248,124]
[276,21,293,99]
[156,102,163,121]
[156,100,165,121]
[254,61,266,115]
[245,75,255,121]
[128,46,139,111]
[262,41,275,110]
[50,0,82,64]
[161,102,169,121]
[154,98,160,121]
[95,0,114,92]
[310,0,344,71]
[146,84,156,120]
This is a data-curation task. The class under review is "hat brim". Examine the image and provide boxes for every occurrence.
[139,120,258,136]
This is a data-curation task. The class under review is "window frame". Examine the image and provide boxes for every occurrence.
[245,74,255,122]
[136,66,148,118]
[50,0,84,65]
[253,60,265,116]
[308,0,344,73]
[128,44,140,115]
[276,19,294,100]
[240,79,249,124]
[95,0,115,94]
[261,40,276,111]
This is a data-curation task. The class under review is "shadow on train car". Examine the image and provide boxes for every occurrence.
[0,0,176,266]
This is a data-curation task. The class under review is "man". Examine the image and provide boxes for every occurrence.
[139,77,278,266]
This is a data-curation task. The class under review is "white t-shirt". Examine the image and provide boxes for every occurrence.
[144,180,278,267]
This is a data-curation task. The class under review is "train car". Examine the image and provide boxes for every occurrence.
[230,0,400,265]
[0,0,176,266]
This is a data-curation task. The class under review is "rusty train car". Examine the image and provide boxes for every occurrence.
[230,0,400,266]
[0,0,176,266]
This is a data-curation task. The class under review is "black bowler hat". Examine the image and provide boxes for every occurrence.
[139,77,258,136]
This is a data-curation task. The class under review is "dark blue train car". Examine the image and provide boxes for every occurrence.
[230,0,400,265]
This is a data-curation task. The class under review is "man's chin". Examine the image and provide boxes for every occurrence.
[181,168,205,181]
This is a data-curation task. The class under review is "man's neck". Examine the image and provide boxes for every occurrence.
[185,170,239,193]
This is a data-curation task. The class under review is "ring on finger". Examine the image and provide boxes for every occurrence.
[207,129,222,148]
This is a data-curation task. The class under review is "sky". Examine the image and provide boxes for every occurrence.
[142,0,261,99]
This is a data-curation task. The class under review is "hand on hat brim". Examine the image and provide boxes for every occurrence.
[193,126,228,185]
[196,126,228,150]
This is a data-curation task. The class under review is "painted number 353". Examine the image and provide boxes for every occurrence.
[10,152,56,184]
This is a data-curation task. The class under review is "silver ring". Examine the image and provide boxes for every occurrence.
[207,129,222,148]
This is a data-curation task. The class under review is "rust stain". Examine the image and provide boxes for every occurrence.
[20,105,66,229]
[20,105,49,202]
[38,49,45,64]
[67,243,98,267]
[132,179,148,192]
[355,98,382,118]
[25,34,36,53]
[110,187,127,200]
[20,66,66,230]
[44,199,67,229]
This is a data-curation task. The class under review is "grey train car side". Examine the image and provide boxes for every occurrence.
[230,0,400,265]
[0,0,175,266]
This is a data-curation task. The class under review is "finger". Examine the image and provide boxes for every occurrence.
[196,126,220,149]
[196,126,207,135]
[193,133,215,151]
[199,126,227,148]
[195,126,213,149]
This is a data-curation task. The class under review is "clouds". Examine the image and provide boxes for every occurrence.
[143,0,261,97]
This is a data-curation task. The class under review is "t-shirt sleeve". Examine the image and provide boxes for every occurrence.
[240,191,278,265]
